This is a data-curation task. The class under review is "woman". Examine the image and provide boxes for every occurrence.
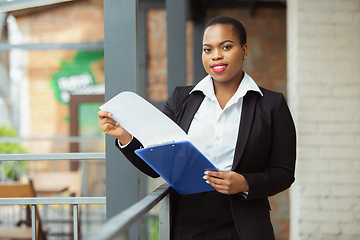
[98,15,296,240]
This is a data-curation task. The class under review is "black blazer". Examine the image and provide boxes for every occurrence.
[118,85,296,239]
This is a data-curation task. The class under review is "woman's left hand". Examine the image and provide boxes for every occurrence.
[203,171,249,195]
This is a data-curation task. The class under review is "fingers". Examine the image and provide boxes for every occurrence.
[203,171,226,188]
[98,110,120,135]
[98,111,116,125]
[102,122,118,134]
[204,174,230,194]
[203,171,247,195]
[205,170,222,178]
[98,110,112,119]
[98,111,118,126]
[101,118,118,127]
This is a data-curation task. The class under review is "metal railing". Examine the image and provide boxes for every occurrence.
[0,152,106,195]
[0,183,170,240]
[0,197,106,240]
[86,183,170,240]
[0,152,106,240]
[0,152,105,161]
[0,152,171,240]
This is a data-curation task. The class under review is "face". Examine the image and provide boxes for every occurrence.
[202,24,248,86]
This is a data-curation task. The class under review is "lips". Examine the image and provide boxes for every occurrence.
[211,63,228,73]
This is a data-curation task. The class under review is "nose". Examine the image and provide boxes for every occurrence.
[211,49,223,61]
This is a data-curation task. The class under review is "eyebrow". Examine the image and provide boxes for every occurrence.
[203,40,235,47]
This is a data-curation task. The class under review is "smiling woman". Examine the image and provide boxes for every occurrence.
[98,15,296,240]
[202,23,248,109]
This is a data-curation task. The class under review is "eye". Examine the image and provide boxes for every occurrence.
[223,45,232,50]
[203,48,211,53]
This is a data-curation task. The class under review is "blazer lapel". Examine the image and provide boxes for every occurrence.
[178,91,205,133]
[232,91,258,170]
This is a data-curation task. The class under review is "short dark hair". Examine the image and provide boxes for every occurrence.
[203,15,247,46]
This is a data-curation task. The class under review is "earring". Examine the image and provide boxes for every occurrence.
[243,56,247,60]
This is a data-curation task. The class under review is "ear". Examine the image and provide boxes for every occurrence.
[242,43,248,60]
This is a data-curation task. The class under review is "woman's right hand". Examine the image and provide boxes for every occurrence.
[97,111,132,145]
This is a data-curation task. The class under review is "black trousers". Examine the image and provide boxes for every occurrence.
[171,190,240,240]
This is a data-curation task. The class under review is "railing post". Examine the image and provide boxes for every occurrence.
[159,193,170,240]
[73,204,79,240]
[31,205,36,240]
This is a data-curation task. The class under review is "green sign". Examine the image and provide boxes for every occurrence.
[50,51,104,104]
[50,51,105,138]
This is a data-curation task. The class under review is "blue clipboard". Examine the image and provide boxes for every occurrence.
[135,141,219,195]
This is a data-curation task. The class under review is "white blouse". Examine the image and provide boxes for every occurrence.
[188,72,263,171]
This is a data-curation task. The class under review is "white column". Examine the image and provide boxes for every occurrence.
[287,0,360,239]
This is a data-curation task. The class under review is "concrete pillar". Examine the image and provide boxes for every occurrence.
[104,0,139,239]
[166,0,187,95]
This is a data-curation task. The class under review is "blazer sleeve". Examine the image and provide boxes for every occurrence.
[241,93,296,200]
[116,137,159,178]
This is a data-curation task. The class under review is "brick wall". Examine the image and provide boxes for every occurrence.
[13,1,104,176]
[15,1,104,157]
[287,0,360,239]
[146,9,168,102]
[146,9,194,102]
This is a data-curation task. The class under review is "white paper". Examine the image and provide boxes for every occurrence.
[99,91,189,148]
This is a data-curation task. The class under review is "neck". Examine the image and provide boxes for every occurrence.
[213,72,243,109]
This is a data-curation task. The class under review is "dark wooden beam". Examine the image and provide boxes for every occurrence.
[69,94,104,171]
[188,0,206,21]
[249,0,258,17]
[204,0,286,9]
[139,0,164,9]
